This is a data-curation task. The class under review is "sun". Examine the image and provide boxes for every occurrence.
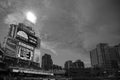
[26,11,37,24]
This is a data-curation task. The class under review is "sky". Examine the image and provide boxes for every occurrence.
[0,0,120,67]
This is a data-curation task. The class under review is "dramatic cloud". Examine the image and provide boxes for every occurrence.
[40,0,120,55]
[0,0,120,67]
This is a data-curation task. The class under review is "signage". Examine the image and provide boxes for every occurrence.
[19,42,34,50]
[16,24,38,47]
[18,47,33,60]
[17,31,28,40]
[9,24,17,38]
[18,23,35,35]
[5,38,18,57]
[28,35,37,45]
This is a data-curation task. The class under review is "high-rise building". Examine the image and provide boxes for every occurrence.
[90,43,120,70]
[72,60,84,69]
[64,60,85,77]
[41,54,53,70]
[64,60,73,70]
[64,60,84,70]
[114,44,120,59]
[90,48,99,68]
[114,44,120,58]
[52,64,62,70]
[112,45,120,68]
[96,43,108,68]
[90,43,108,68]
[109,47,119,69]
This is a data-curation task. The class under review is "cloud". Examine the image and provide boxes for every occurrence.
[2,0,120,48]
[5,12,25,24]
[39,0,84,53]
[35,0,120,53]
[1,0,120,66]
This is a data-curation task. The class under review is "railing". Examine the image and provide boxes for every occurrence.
[12,67,54,76]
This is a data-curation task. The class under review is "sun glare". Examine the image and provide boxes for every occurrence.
[26,11,37,24]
